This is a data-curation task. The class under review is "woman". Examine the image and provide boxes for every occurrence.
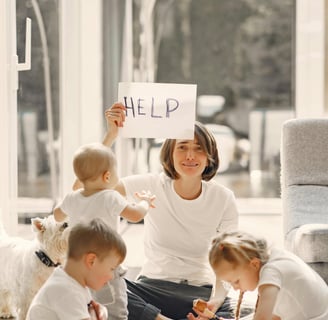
[104,103,240,320]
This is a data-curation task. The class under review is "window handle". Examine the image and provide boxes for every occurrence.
[17,18,31,71]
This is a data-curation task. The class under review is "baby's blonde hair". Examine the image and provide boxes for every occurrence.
[73,143,116,183]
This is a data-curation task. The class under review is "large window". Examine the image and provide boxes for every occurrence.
[107,0,295,198]
[14,0,296,211]
[2,0,326,234]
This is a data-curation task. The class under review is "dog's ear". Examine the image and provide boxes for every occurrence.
[31,217,45,233]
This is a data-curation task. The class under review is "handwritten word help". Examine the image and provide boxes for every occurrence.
[123,97,180,118]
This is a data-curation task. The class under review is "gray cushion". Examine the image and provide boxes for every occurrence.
[281,119,328,186]
[283,185,328,235]
[307,262,328,284]
[285,226,328,284]
[281,119,328,284]
[293,224,328,263]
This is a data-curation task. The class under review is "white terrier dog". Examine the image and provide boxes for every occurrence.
[0,215,69,320]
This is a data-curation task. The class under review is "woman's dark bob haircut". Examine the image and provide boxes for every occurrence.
[160,121,219,181]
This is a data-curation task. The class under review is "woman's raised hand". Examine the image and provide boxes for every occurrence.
[103,102,126,147]
[105,102,126,128]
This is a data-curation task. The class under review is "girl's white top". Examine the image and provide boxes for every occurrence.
[259,248,328,320]
[122,172,238,286]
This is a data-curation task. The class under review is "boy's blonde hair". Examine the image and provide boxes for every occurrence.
[73,143,116,183]
[209,231,269,269]
[68,218,126,263]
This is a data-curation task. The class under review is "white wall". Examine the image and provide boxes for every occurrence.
[295,0,327,117]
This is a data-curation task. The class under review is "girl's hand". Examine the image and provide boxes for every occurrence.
[135,190,156,208]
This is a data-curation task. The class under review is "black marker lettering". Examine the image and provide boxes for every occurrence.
[166,98,179,118]
[123,96,135,117]
[151,97,162,118]
[137,99,146,116]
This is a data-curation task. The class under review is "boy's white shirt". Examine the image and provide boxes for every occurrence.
[27,267,92,319]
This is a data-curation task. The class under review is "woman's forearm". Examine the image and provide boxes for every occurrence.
[209,278,229,311]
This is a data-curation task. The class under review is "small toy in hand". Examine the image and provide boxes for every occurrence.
[193,299,219,319]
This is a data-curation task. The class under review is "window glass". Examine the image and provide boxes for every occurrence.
[16,0,59,210]
[130,0,295,197]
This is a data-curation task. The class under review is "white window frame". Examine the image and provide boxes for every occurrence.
[295,0,327,117]
[0,0,18,235]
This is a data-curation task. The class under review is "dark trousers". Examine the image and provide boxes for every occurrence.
[125,276,234,320]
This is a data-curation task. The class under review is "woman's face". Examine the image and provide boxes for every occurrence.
[172,138,208,179]
[214,259,260,292]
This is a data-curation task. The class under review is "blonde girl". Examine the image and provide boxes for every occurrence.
[192,231,328,320]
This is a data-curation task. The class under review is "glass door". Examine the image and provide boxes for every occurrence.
[16,0,60,222]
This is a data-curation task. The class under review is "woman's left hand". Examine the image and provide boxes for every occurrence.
[186,312,207,320]
[187,313,226,320]
[186,299,221,320]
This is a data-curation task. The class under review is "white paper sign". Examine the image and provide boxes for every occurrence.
[118,82,197,139]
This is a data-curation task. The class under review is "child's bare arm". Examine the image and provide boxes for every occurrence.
[120,191,156,223]
[134,190,156,208]
[253,284,280,320]
[208,278,229,312]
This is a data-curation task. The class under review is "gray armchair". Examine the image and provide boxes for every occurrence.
[281,118,328,283]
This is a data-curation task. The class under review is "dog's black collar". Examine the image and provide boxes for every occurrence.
[35,250,61,267]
